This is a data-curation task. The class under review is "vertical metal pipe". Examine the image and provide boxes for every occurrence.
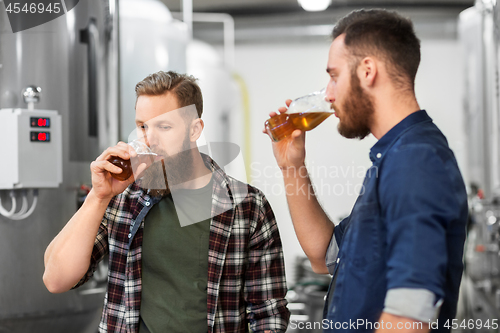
[176,12,235,69]
[183,0,193,40]
[109,0,121,143]
[222,14,235,69]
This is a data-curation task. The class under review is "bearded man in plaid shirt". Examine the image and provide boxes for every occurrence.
[43,71,290,333]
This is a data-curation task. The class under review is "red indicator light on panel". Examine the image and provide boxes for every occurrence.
[30,131,50,142]
[30,117,50,128]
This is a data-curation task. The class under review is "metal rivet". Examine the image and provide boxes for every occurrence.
[128,233,132,238]
[145,202,150,206]
[376,153,382,158]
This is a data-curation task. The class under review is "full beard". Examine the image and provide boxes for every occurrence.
[334,71,375,140]
[136,138,195,197]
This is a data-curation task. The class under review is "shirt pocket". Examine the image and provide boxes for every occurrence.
[344,201,382,269]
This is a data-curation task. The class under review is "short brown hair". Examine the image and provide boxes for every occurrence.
[135,71,203,119]
[332,9,421,90]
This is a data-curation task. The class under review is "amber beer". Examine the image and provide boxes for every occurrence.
[265,111,334,142]
[108,157,133,181]
[107,140,157,181]
[108,153,156,181]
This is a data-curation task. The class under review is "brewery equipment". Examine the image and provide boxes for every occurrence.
[459,0,500,328]
[119,0,189,142]
[0,0,241,331]
[0,0,119,331]
[286,257,331,333]
[186,38,247,182]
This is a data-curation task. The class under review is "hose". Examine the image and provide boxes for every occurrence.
[0,189,39,220]
[0,190,17,217]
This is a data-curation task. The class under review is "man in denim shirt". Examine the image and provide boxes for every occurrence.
[264,9,467,333]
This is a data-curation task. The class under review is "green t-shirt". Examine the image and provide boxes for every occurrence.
[139,176,213,333]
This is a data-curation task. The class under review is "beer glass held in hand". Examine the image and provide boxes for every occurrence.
[265,88,333,142]
[108,140,157,181]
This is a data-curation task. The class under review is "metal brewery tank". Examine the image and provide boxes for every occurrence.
[119,0,189,142]
[186,39,247,182]
[186,40,235,144]
[461,200,500,331]
[458,0,500,329]
[0,0,119,332]
[460,0,500,200]
[0,0,236,330]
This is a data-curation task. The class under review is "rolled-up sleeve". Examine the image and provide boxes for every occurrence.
[384,288,442,322]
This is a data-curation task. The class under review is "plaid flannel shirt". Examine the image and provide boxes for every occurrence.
[74,154,290,332]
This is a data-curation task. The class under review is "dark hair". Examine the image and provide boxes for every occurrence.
[135,71,203,119]
[332,9,421,90]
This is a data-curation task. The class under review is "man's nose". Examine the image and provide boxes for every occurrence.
[145,130,159,148]
[325,84,335,103]
[139,127,155,147]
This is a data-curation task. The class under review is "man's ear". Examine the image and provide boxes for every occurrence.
[189,118,204,142]
[358,56,378,88]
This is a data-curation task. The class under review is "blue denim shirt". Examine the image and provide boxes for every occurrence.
[324,110,468,332]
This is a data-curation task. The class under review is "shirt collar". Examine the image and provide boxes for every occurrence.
[369,110,431,163]
[200,152,231,187]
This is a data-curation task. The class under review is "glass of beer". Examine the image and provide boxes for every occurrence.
[108,140,157,181]
[265,88,333,142]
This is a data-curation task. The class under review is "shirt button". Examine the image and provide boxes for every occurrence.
[376,153,382,158]
[128,233,132,238]
[145,202,151,206]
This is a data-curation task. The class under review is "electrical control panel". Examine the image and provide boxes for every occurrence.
[0,109,62,189]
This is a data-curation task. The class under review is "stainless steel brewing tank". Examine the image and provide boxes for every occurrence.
[119,0,188,141]
[459,2,500,199]
[458,1,500,326]
[0,0,118,332]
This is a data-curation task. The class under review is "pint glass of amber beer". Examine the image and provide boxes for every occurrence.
[265,88,333,142]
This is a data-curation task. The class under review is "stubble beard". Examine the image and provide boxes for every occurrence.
[334,71,375,140]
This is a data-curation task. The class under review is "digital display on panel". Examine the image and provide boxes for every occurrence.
[30,132,51,142]
[30,117,51,128]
